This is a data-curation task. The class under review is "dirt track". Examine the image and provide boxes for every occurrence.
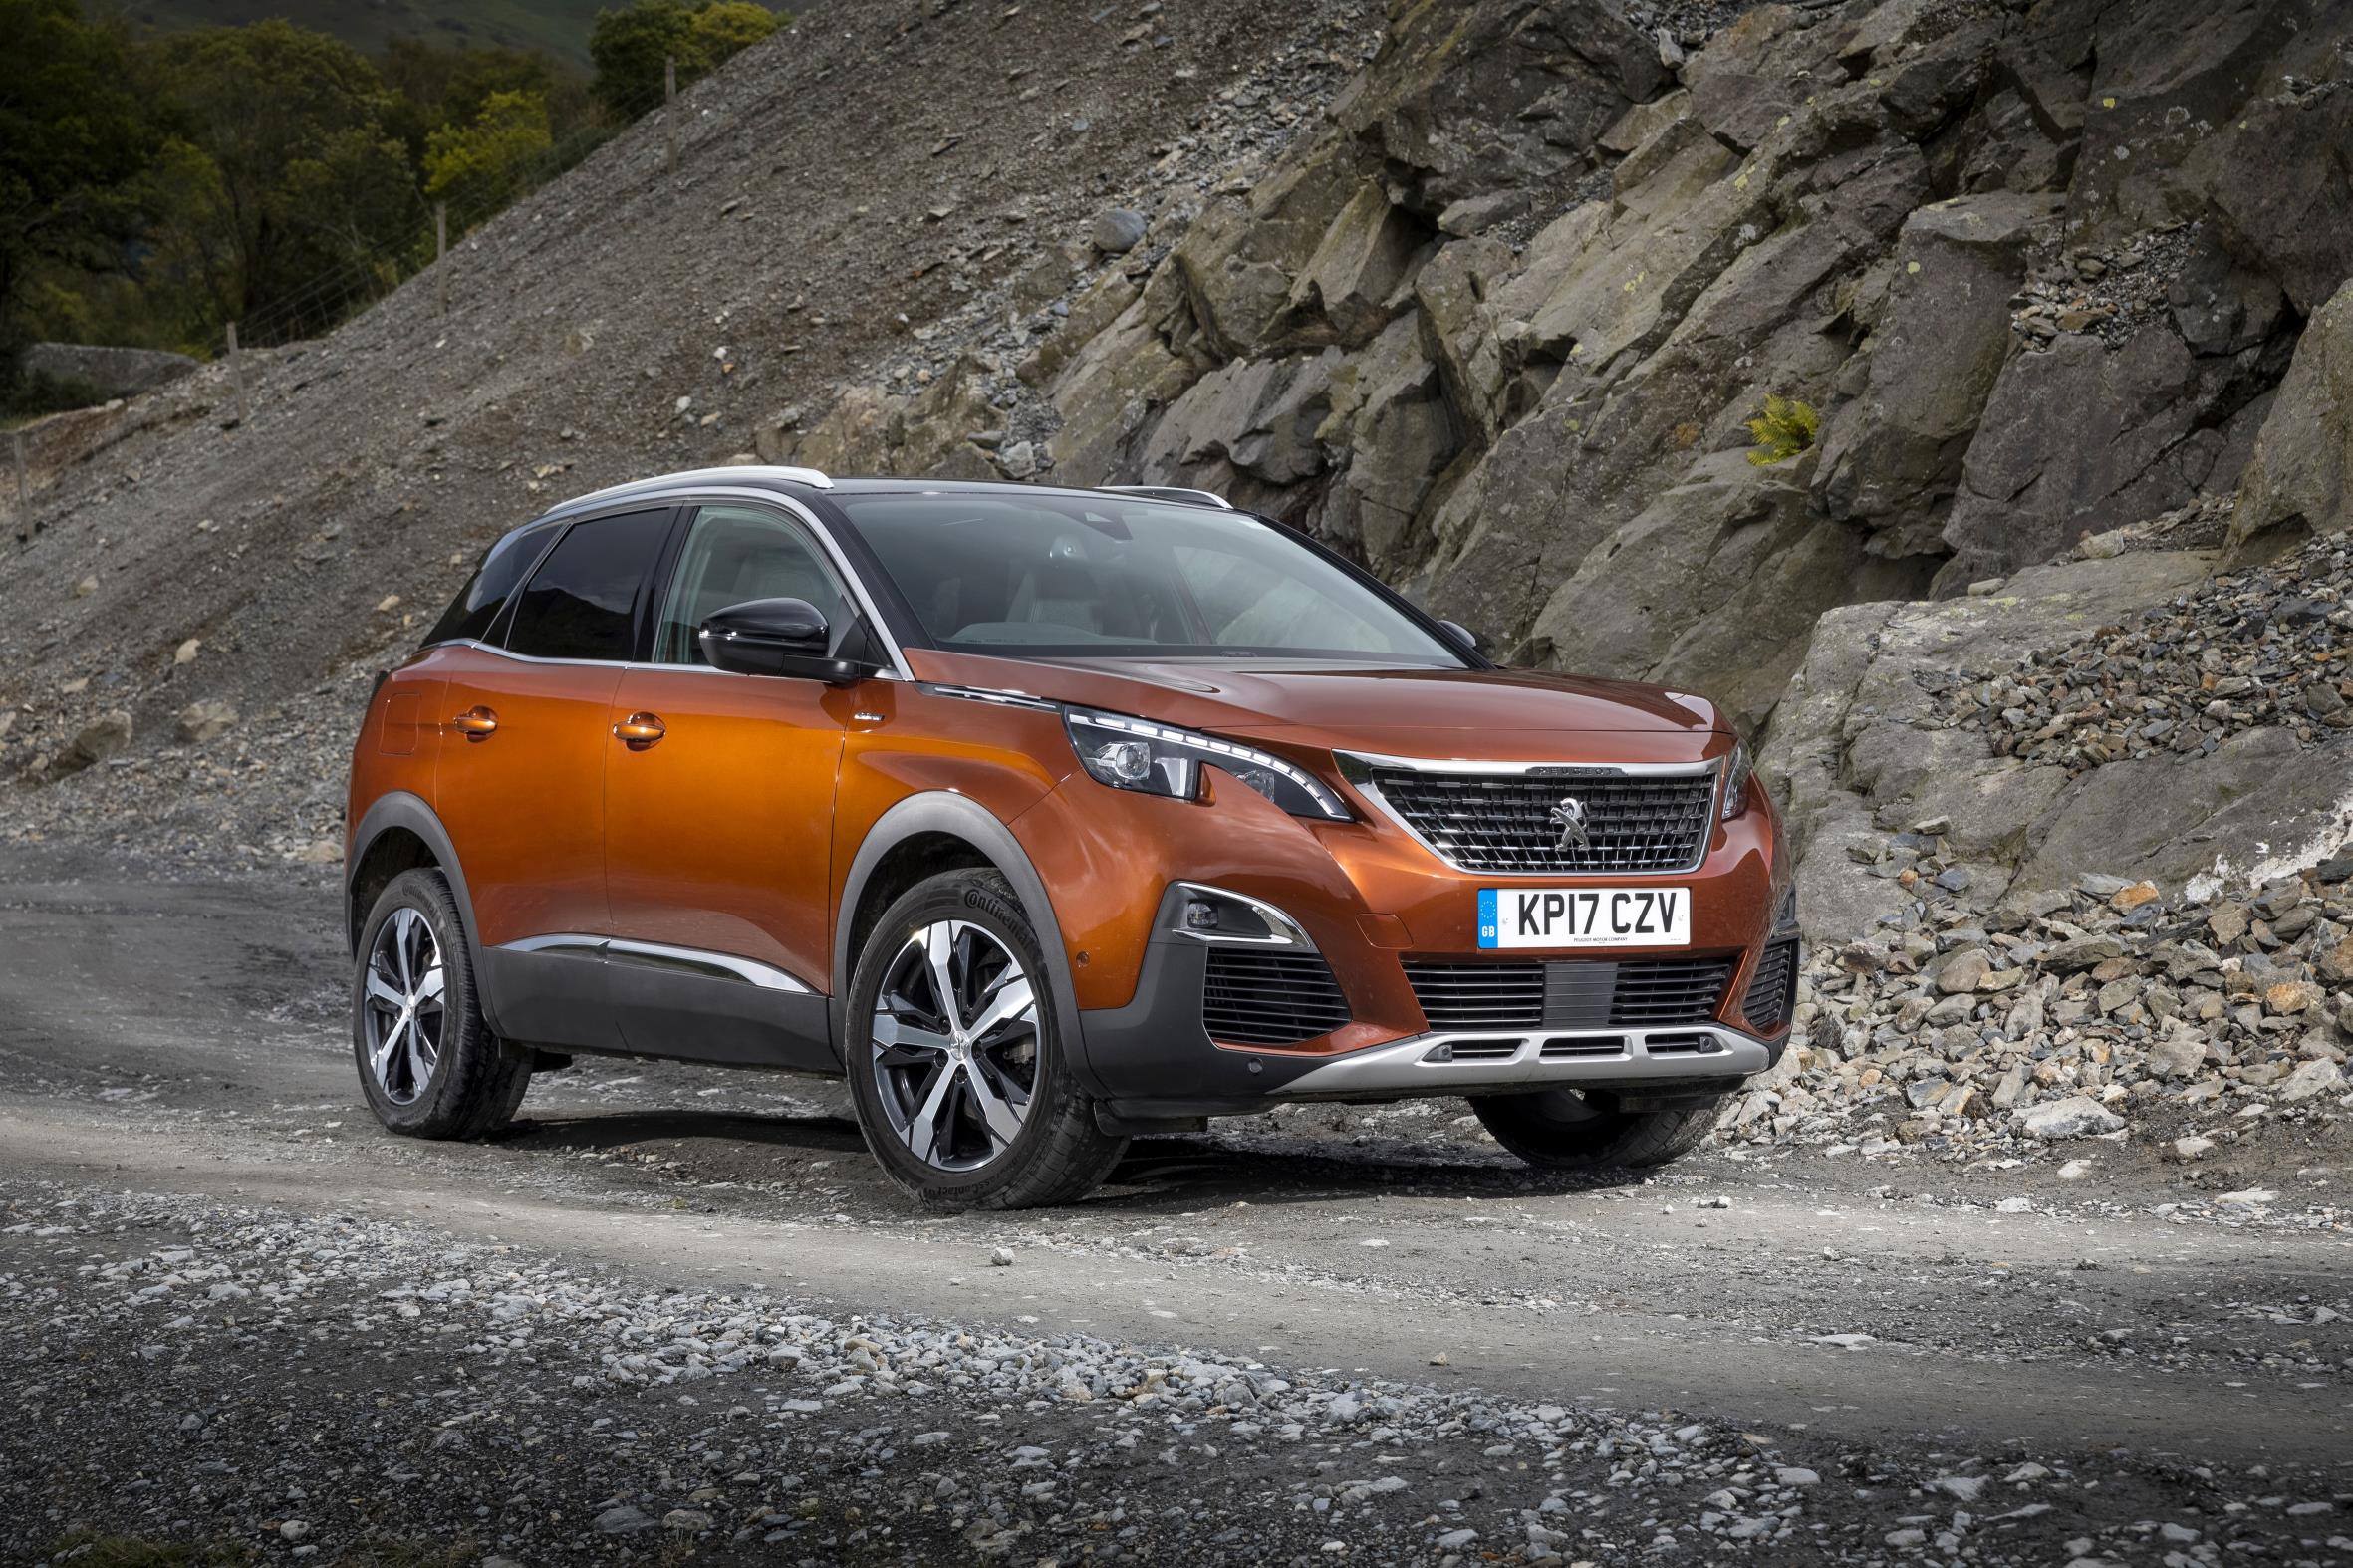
[3,849,2350,1564]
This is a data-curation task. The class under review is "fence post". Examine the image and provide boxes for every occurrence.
[435,202,449,316]
[225,321,249,425]
[664,56,678,173]
[12,430,26,515]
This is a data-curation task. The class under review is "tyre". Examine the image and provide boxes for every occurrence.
[352,867,532,1139]
[844,869,1127,1209]
[1471,1087,1722,1171]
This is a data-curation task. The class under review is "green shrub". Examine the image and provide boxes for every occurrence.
[1744,393,1820,466]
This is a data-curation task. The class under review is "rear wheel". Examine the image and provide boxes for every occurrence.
[352,868,531,1139]
[1471,1087,1722,1170]
[845,869,1126,1209]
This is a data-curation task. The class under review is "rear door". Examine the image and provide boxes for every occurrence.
[434,506,672,1049]
[601,501,857,1067]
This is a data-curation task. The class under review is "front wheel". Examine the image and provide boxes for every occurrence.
[844,869,1127,1210]
[1471,1087,1723,1170]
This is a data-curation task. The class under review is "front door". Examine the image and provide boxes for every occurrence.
[434,506,671,1049]
[602,501,858,1066]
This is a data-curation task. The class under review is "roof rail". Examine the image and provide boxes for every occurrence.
[553,464,834,515]
[1098,484,1235,510]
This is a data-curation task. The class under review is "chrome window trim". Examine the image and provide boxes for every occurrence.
[495,933,815,994]
[1334,749,1728,880]
[1166,882,1314,948]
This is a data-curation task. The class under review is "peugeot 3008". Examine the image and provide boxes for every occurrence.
[344,467,1799,1207]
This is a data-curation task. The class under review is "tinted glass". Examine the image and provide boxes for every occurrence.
[423,522,555,647]
[503,510,668,661]
[654,505,854,665]
[831,493,1463,664]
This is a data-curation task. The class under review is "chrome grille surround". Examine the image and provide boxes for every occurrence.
[1336,751,1724,876]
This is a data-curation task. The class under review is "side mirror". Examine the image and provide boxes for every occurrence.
[1438,619,1488,657]
[700,598,865,681]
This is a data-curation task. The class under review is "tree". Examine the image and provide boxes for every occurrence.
[423,91,555,219]
[147,21,419,332]
[588,0,785,119]
[0,0,161,358]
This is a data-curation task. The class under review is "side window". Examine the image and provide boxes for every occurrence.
[423,521,554,647]
[653,504,855,665]
[503,510,669,661]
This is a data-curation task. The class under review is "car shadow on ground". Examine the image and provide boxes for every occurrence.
[484,1109,1652,1210]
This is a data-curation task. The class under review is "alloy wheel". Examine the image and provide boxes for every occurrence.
[870,920,1040,1172]
[363,906,445,1106]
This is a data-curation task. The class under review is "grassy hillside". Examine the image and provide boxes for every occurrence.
[115,0,786,63]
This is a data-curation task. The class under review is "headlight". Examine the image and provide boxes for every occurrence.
[1063,708,1350,822]
[1720,738,1752,821]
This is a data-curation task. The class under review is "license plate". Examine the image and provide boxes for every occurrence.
[1477,887,1692,949]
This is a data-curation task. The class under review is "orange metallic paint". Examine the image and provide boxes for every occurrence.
[430,646,620,946]
[603,664,854,991]
[351,622,1786,1067]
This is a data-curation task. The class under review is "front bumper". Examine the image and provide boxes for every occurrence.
[1008,747,1795,1122]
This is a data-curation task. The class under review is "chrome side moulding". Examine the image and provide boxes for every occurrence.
[1273,1023,1771,1097]
[494,934,815,994]
[921,683,1062,713]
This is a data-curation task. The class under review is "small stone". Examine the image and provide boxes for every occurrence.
[996,439,1038,479]
[173,637,201,664]
[2110,881,2160,911]
[73,575,99,598]
[2170,1134,2215,1162]
[377,594,402,613]
[279,1522,312,1543]
[595,1505,655,1535]
[661,1509,714,1532]
[989,1247,1014,1267]
[2276,1058,2344,1104]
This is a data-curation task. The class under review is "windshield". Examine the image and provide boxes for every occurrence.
[830,492,1466,665]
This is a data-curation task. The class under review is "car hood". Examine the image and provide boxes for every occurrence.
[904,651,1727,745]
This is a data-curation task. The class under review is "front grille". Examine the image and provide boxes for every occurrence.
[1201,949,1350,1047]
[1743,939,1799,1034]
[1365,766,1717,873]
[1399,960,1545,1029]
[1406,956,1734,1031]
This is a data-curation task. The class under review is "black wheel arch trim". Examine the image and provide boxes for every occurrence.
[833,792,1107,1098]
[345,793,508,1038]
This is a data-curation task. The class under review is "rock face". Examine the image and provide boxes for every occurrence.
[2230,277,2353,556]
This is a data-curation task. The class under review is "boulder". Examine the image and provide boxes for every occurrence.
[2201,75,2353,314]
[1287,183,1430,348]
[1938,324,2280,587]
[175,700,238,744]
[1813,192,2062,556]
[1522,450,1927,733]
[1308,316,1460,566]
[46,710,132,780]
[1337,0,1665,211]
[1090,207,1148,256]
[2229,277,2353,557]
[2015,1095,2125,1139]
[1139,350,1342,499]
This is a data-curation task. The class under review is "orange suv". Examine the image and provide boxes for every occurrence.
[345,468,1797,1207]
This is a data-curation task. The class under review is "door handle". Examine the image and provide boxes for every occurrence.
[449,706,499,740]
[613,711,666,750]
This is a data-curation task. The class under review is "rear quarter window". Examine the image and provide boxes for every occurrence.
[423,523,556,648]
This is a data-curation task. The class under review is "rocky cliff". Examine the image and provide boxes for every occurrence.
[787,0,2353,937]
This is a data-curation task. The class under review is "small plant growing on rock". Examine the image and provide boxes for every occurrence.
[1744,393,1820,466]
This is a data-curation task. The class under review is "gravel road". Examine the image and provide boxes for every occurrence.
[3,849,2349,1565]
